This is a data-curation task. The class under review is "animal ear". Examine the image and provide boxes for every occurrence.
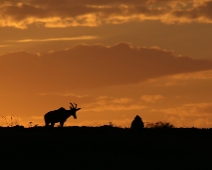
[76,108,81,111]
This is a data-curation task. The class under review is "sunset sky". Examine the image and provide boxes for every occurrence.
[1,0,212,128]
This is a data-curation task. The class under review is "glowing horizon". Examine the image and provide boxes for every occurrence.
[1,0,212,128]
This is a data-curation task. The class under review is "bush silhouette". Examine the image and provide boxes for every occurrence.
[145,121,174,128]
[130,115,144,130]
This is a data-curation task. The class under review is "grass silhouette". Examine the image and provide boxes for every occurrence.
[0,112,211,169]
[1,115,22,127]
[0,125,211,169]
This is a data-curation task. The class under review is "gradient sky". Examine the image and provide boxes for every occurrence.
[1,0,212,128]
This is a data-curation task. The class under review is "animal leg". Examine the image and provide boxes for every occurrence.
[60,122,64,127]
[50,122,55,127]
[45,121,49,127]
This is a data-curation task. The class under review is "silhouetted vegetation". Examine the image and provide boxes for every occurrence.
[145,121,175,128]
[0,114,211,169]
[0,126,211,169]
[1,115,20,127]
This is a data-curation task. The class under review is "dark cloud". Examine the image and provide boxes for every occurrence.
[1,43,212,93]
[173,1,212,20]
[1,0,212,28]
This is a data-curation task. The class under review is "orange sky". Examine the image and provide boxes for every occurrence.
[1,0,212,128]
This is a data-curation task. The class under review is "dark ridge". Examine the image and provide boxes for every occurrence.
[0,126,212,169]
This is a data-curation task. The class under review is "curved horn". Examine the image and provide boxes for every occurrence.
[74,103,77,108]
[70,103,74,108]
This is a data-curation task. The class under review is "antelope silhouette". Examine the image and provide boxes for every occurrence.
[44,103,81,127]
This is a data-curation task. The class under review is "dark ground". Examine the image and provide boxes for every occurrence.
[0,126,212,169]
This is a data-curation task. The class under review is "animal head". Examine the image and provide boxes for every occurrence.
[70,103,81,119]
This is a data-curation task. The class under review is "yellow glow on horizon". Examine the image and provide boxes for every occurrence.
[6,36,99,43]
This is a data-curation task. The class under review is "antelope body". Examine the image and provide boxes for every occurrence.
[44,103,81,127]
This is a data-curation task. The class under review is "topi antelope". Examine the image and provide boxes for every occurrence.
[44,103,81,127]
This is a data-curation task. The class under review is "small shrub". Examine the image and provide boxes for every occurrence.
[145,121,174,129]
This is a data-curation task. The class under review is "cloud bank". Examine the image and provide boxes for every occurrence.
[0,0,212,28]
[1,43,212,93]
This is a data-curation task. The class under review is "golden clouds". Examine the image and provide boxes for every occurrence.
[6,36,98,43]
[1,43,212,128]
[0,45,8,47]
[152,102,212,128]
[171,70,212,80]
[84,96,146,112]
[1,0,212,29]
[140,95,165,103]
